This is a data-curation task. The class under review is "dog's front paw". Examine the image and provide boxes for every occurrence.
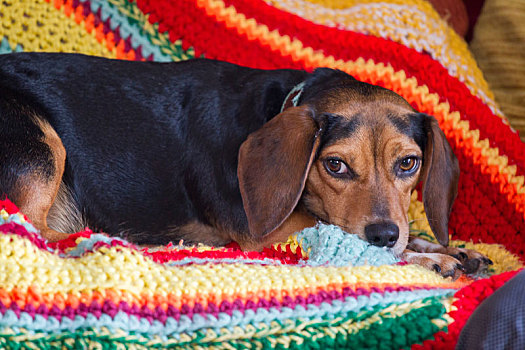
[407,237,493,277]
[444,246,493,274]
[402,250,465,280]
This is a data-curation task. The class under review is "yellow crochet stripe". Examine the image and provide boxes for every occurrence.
[0,233,460,296]
[301,0,441,6]
[0,0,115,58]
[197,0,525,201]
[451,241,523,274]
[269,0,503,120]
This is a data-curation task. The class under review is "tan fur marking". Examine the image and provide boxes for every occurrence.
[236,210,316,251]
[175,221,232,247]
[17,119,69,242]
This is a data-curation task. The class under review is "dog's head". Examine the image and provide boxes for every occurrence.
[238,69,459,255]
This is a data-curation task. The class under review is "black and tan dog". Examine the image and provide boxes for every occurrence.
[0,53,490,278]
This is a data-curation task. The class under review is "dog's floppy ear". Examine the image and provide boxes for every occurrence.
[420,114,460,247]
[238,105,323,238]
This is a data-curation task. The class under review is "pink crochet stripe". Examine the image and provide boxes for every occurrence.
[0,223,48,250]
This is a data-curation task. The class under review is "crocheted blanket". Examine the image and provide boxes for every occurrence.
[1,0,524,349]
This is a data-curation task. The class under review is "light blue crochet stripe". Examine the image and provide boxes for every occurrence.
[67,238,282,265]
[297,224,400,267]
[166,257,283,267]
[81,0,171,61]
[0,288,456,338]
[65,234,129,257]
[0,37,23,54]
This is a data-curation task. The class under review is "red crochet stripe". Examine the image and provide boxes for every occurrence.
[138,0,303,66]
[0,200,49,250]
[450,145,525,258]
[413,269,522,349]
[219,0,524,172]
[47,230,94,251]
[144,241,305,264]
[0,199,22,215]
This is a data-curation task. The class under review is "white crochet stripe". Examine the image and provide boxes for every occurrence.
[266,0,505,120]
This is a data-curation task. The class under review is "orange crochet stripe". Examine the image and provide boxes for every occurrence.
[196,0,525,216]
[0,279,467,311]
[47,0,137,60]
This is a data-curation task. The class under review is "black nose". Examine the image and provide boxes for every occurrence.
[364,222,399,248]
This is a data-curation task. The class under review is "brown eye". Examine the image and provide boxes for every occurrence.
[399,157,419,173]
[324,158,348,175]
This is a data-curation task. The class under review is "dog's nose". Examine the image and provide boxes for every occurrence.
[364,222,399,248]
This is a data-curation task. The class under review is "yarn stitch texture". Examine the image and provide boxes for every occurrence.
[0,0,524,348]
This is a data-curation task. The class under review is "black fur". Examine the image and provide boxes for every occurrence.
[0,53,432,246]
[0,53,321,244]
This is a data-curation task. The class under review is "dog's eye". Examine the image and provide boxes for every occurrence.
[399,156,419,173]
[324,158,348,175]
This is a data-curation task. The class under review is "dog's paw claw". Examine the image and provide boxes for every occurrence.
[483,257,494,265]
[456,263,466,272]
[445,247,492,275]
[441,269,456,279]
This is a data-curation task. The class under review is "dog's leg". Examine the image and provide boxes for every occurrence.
[14,120,69,242]
[403,236,493,279]
[236,210,316,251]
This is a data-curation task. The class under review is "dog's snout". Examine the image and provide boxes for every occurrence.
[364,222,399,248]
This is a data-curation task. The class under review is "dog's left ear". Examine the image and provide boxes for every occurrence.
[238,105,323,239]
[420,114,460,247]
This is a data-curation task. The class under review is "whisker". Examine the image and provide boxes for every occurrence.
[408,218,426,224]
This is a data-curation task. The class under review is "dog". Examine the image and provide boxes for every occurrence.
[0,52,490,278]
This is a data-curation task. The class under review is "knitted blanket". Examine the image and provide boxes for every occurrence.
[1,0,524,349]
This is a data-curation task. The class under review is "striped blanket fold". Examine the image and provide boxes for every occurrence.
[0,0,524,348]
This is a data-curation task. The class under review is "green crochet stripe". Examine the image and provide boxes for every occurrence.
[187,299,447,349]
[0,298,447,349]
[102,0,196,61]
